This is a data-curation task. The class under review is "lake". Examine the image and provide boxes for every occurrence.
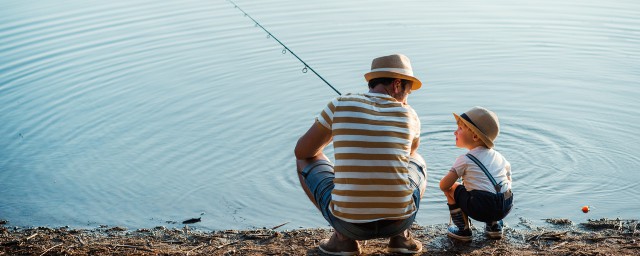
[1,0,639,231]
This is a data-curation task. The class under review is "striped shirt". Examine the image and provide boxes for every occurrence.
[316,92,421,223]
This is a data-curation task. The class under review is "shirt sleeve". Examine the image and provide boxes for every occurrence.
[316,97,338,130]
[451,155,468,177]
[505,159,511,178]
[406,105,421,140]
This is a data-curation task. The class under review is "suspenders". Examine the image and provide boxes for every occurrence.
[465,154,503,194]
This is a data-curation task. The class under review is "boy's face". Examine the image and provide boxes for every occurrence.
[454,122,476,149]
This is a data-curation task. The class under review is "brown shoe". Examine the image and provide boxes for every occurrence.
[387,230,422,254]
[318,231,361,256]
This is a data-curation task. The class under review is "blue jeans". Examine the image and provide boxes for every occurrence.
[301,157,427,240]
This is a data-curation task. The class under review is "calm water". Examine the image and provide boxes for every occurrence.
[1,0,639,231]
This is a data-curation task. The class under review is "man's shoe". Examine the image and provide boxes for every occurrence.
[318,232,361,256]
[387,230,423,254]
[447,225,472,241]
[485,220,503,239]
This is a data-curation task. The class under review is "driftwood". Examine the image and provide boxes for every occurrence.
[182,217,201,224]
[543,218,572,225]
[581,218,638,230]
[527,231,568,241]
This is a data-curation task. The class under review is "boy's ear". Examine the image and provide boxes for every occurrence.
[472,134,481,142]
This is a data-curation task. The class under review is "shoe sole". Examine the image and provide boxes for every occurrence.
[447,232,472,242]
[318,246,360,256]
[387,247,422,254]
[486,231,503,239]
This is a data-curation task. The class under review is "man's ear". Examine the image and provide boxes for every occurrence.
[394,79,402,93]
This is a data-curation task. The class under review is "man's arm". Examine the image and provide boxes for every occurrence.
[410,137,420,155]
[294,122,332,160]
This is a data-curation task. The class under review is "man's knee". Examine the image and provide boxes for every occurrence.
[296,159,308,175]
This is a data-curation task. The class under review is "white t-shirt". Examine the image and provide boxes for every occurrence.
[451,146,511,194]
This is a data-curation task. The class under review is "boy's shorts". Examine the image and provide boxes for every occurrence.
[454,185,513,223]
[301,158,427,240]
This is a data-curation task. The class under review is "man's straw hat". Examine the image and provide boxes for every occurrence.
[364,54,422,90]
[453,106,500,148]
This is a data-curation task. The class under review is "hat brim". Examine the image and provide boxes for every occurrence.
[364,71,422,90]
[453,113,494,148]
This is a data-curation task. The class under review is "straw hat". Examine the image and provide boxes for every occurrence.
[453,106,500,148]
[364,54,422,90]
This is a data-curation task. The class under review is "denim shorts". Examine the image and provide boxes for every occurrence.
[301,158,427,240]
[454,185,513,223]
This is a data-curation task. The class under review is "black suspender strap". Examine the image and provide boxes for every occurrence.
[466,153,502,193]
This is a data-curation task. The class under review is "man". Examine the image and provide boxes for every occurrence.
[295,54,427,255]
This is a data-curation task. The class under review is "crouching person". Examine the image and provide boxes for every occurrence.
[440,106,513,241]
[295,54,427,255]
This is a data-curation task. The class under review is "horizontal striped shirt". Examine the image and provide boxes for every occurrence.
[316,92,421,223]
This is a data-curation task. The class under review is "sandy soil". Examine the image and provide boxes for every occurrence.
[1,218,638,255]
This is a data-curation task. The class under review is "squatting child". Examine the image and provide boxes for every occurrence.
[439,106,513,241]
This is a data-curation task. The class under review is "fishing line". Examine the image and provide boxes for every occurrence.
[226,0,342,95]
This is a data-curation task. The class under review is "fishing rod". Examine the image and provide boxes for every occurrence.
[226,0,342,95]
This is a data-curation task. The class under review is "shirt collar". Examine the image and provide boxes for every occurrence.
[469,146,491,154]
[364,92,396,101]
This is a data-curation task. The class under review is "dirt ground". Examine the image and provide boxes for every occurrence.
[1,218,638,255]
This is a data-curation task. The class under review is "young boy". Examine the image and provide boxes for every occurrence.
[439,106,513,241]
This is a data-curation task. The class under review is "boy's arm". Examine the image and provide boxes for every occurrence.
[439,170,459,192]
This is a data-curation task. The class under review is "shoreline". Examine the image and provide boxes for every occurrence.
[1,218,638,255]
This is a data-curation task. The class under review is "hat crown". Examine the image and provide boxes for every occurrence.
[363,54,423,90]
[370,54,414,75]
[465,106,500,142]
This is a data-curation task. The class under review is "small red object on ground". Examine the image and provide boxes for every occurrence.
[582,206,590,213]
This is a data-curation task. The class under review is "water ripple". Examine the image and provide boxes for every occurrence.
[1,0,639,229]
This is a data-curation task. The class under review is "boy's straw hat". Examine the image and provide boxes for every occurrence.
[364,54,422,90]
[453,106,500,148]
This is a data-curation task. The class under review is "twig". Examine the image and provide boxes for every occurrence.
[549,241,567,250]
[271,222,290,230]
[186,244,207,256]
[244,234,273,239]
[76,236,85,246]
[214,241,238,251]
[112,244,154,252]
[26,233,38,241]
[39,243,61,256]
[163,240,184,244]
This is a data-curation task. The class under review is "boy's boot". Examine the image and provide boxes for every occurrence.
[387,229,423,254]
[447,204,472,241]
[485,220,504,239]
[319,231,361,256]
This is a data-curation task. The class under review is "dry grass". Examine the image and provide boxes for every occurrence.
[1,219,639,255]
